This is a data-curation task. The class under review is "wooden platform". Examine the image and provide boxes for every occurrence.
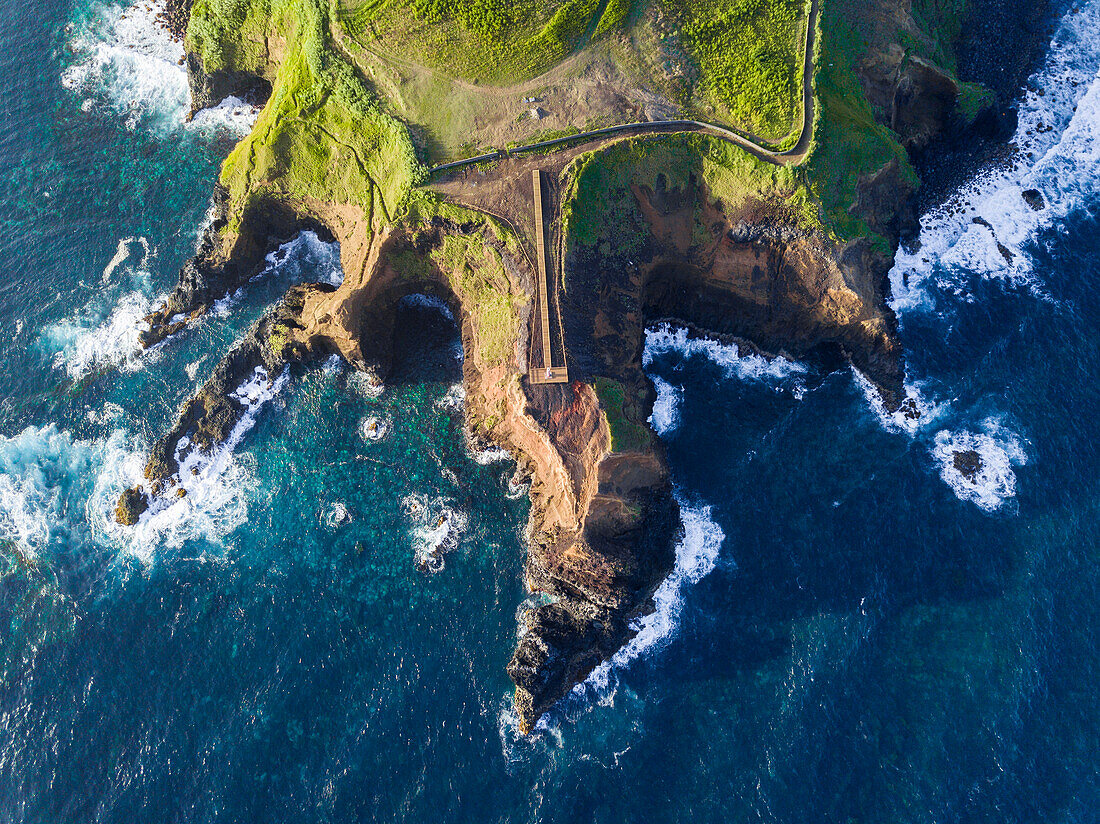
[528,169,569,385]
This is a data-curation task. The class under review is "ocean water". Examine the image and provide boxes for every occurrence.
[1,0,1099,821]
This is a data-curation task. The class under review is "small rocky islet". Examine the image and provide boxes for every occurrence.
[123,0,1053,732]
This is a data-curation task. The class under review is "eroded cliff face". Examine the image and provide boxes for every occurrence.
[118,0,1050,734]
[842,0,1053,207]
[122,148,901,731]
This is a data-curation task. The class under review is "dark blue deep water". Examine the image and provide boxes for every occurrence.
[1,1,1099,821]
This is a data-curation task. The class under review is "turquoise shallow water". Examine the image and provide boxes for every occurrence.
[2,0,1100,821]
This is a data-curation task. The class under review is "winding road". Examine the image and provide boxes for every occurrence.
[426,0,821,177]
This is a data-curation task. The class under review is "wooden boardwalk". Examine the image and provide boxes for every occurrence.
[528,169,569,385]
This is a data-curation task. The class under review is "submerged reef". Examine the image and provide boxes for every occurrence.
[123,0,1052,731]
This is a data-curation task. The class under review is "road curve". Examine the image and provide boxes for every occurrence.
[427,0,820,177]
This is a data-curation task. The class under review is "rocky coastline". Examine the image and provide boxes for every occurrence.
[118,0,1057,733]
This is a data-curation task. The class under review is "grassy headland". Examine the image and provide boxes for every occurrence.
[189,0,421,231]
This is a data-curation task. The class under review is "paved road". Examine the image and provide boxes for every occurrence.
[427,0,820,177]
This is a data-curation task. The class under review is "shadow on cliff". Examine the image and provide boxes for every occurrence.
[385,296,464,387]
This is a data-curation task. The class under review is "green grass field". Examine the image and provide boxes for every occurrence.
[189,0,421,229]
[337,0,612,84]
[669,0,806,142]
[336,0,806,142]
[561,133,819,264]
[188,0,978,263]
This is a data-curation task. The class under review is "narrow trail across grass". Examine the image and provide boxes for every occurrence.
[426,0,820,177]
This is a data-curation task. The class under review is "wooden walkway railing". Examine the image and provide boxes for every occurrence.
[529,169,568,385]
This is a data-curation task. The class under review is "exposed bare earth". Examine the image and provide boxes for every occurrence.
[116,0,945,734]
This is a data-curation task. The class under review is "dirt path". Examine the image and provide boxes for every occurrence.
[424,0,821,175]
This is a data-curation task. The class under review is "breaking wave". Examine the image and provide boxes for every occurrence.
[497,492,729,742]
[122,365,287,559]
[889,1,1100,313]
[644,322,808,395]
[60,0,259,135]
[256,230,344,288]
[403,495,469,573]
[932,421,1028,513]
[648,375,682,437]
[851,370,945,436]
[858,2,1100,505]
[41,236,158,378]
[44,289,155,378]
[0,405,265,569]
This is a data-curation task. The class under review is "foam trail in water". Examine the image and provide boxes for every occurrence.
[889,2,1100,313]
[570,495,725,707]
[648,375,682,436]
[61,1,259,135]
[644,323,807,392]
[932,420,1028,512]
[102,236,151,283]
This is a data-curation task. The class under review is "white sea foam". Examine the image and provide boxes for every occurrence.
[319,354,344,376]
[0,425,117,560]
[471,443,511,465]
[42,233,167,377]
[505,468,530,499]
[576,495,725,701]
[932,421,1028,512]
[359,414,391,442]
[347,371,385,399]
[102,236,151,282]
[259,230,344,288]
[110,366,288,559]
[407,496,468,572]
[851,369,945,436]
[189,95,262,136]
[436,383,465,411]
[0,412,262,566]
[320,501,351,530]
[61,1,257,136]
[644,322,807,392]
[889,2,1100,313]
[44,289,156,378]
[400,293,455,321]
[648,375,682,436]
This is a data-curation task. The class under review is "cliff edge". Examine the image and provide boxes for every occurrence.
[121,0,1053,731]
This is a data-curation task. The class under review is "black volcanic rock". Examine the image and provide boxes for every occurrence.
[953,449,983,482]
[1023,189,1046,211]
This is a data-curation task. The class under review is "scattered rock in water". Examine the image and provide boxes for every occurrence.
[115,486,149,526]
[953,449,983,482]
[1022,188,1046,211]
[997,241,1015,263]
[360,414,390,442]
[899,397,922,422]
[175,488,187,499]
[971,216,994,230]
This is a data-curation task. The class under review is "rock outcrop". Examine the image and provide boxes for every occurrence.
[119,0,1055,735]
[139,189,334,349]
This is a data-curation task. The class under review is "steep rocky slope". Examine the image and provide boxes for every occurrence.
[122,0,1054,731]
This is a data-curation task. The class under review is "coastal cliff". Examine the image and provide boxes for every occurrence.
[120,0,1054,731]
